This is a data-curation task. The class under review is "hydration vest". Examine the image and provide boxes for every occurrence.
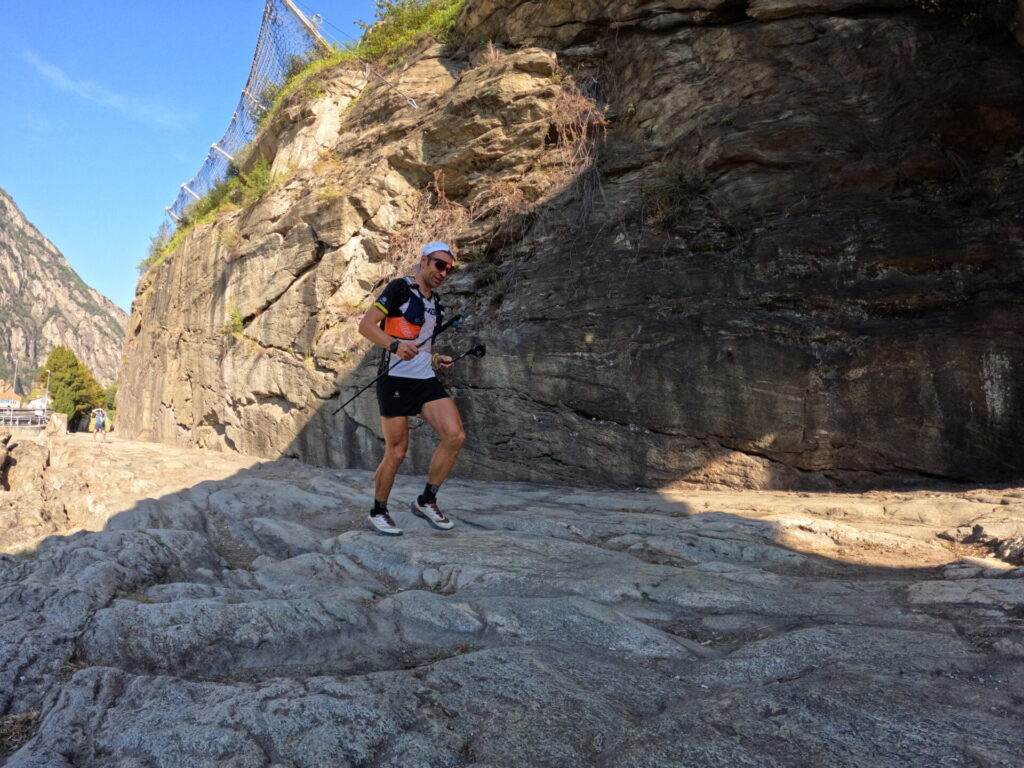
[373,277,444,371]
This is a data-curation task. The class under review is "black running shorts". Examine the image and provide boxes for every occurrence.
[376,375,450,417]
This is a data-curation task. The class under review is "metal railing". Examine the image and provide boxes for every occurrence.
[161,0,423,229]
[0,409,52,428]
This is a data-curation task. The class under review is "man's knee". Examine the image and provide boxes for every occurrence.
[442,428,466,451]
[383,442,408,466]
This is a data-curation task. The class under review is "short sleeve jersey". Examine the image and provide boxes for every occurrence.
[373,277,440,379]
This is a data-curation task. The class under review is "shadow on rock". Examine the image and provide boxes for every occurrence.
[1,433,1023,766]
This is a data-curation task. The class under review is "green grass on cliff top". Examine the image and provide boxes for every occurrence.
[138,0,466,275]
[257,0,467,131]
[137,157,277,274]
[355,0,467,62]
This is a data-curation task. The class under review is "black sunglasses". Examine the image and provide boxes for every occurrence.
[427,255,455,274]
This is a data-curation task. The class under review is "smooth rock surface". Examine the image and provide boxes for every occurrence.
[1,436,1022,765]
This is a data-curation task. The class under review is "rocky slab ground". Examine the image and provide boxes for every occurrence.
[1,433,1023,766]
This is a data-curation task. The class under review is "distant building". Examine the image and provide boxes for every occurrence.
[0,391,20,408]
[27,394,52,410]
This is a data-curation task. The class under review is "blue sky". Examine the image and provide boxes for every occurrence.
[0,0,376,313]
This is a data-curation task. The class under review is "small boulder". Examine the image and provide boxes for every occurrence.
[44,413,68,436]
[5,441,49,494]
[941,562,983,580]
[997,537,1024,565]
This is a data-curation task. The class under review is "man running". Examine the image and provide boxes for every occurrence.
[92,408,107,441]
[358,241,466,535]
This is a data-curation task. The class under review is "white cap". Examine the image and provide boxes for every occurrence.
[420,241,454,258]
[415,241,454,273]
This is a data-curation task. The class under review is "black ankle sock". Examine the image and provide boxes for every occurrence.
[373,499,389,515]
[420,483,440,504]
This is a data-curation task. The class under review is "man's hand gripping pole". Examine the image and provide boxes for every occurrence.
[448,344,486,363]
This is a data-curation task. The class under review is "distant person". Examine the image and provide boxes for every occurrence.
[92,408,108,441]
[357,241,465,536]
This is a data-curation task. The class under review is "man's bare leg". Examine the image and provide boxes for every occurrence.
[374,416,409,503]
[409,397,464,529]
[420,397,465,487]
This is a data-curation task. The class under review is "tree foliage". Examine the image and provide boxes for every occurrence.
[35,346,103,423]
[101,384,118,411]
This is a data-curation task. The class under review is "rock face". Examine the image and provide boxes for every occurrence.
[118,2,1024,489]
[2,436,1024,765]
[0,188,127,388]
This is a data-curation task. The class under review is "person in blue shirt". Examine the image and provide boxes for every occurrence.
[92,408,108,441]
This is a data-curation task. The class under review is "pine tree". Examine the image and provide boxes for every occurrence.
[35,346,103,423]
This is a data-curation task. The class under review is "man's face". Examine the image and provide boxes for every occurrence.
[422,251,455,287]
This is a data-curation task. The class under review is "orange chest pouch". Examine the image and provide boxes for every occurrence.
[383,315,422,340]
[381,282,443,341]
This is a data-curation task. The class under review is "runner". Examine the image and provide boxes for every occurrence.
[92,408,108,441]
[357,241,465,535]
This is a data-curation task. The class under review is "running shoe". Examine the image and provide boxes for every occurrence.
[365,511,403,535]
[411,498,455,530]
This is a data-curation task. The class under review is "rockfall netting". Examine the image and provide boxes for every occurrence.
[166,0,327,222]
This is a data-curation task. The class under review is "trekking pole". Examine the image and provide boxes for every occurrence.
[332,315,466,415]
[447,344,486,364]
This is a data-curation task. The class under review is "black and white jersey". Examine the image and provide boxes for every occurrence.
[373,277,441,379]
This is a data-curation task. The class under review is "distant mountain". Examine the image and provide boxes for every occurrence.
[0,187,127,390]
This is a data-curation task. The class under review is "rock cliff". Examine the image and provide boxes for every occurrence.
[118,0,1024,489]
[0,188,127,388]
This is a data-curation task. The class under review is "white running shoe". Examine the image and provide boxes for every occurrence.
[365,511,402,536]
[411,498,455,530]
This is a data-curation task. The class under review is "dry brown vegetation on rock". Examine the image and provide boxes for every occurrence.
[388,171,470,266]
[459,68,607,257]
[0,711,39,756]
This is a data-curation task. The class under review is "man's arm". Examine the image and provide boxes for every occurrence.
[358,306,417,361]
